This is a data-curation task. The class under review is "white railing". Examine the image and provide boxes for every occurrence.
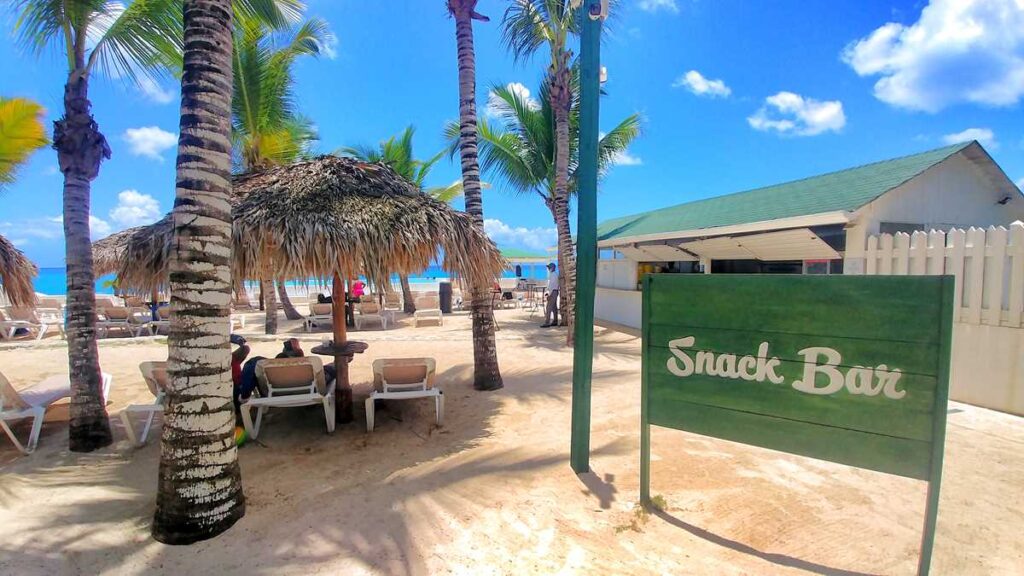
[865,222,1024,327]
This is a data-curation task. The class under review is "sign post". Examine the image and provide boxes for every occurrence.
[640,274,953,575]
[570,3,603,474]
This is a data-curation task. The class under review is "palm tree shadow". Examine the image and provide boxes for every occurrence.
[650,508,881,576]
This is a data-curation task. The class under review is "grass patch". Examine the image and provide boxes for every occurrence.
[614,495,667,533]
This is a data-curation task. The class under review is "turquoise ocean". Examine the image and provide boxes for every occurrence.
[33,264,550,296]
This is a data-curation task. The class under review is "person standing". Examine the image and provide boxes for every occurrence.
[541,262,560,328]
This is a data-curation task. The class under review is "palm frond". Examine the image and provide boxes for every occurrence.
[86,0,183,84]
[0,97,49,191]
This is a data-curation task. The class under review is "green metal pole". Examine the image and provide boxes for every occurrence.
[570,6,602,474]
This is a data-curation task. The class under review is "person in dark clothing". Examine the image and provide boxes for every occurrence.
[276,338,304,359]
[317,292,333,304]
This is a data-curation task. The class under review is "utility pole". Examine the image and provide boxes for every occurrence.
[570,0,605,474]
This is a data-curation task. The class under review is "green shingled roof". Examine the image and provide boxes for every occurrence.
[500,248,549,260]
[598,142,973,242]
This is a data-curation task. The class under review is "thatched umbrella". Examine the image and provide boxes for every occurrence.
[232,156,504,414]
[94,156,505,417]
[91,214,174,294]
[0,233,38,307]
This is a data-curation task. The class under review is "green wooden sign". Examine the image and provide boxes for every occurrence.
[640,274,953,575]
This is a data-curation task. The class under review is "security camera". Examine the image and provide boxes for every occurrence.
[589,0,609,20]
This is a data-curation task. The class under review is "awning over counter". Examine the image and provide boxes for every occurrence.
[609,226,842,262]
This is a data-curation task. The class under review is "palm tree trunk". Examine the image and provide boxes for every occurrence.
[449,0,502,391]
[262,278,278,334]
[54,70,113,452]
[153,0,245,545]
[550,56,576,345]
[400,274,416,313]
[277,277,303,320]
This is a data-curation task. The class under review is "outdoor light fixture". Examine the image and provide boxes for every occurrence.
[600,66,608,83]
[589,0,609,20]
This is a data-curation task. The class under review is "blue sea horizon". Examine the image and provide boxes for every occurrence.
[33,263,548,296]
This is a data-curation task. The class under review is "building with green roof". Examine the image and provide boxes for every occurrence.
[595,141,1023,329]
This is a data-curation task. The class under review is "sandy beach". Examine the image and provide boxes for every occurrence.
[1,307,1022,575]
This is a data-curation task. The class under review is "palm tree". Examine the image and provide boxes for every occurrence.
[445,79,639,326]
[12,0,185,451]
[152,0,243,544]
[0,97,49,189]
[446,0,502,391]
[501,0,581,342]
[341,125,464,314]
[233,14,330,331]
[12,0,301,452]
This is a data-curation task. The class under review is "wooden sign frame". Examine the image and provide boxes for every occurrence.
[639,274,953,576]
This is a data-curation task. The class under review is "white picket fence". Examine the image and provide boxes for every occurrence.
[864,222,1024,328]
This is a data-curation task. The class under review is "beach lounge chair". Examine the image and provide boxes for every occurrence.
[304,302,333,332]
[366,358,443,432]
[2,307,63,340]
[127,307,155,337]
[149,306,171,335]
[355,300,387,330]
[413,294,443,327]
[240,357,336,439]
[1,370,113,454]
[383,292,402,322]
[119,361,168,446]
[97,305,132,338]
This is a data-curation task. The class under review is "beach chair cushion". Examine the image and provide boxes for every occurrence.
[140,361,170,398]
[372,357,436,391]
[256,357,328,396]
[309,303,333,316]
[100,306,131,320]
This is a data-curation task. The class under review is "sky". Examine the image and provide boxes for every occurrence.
[1,0,1023,267]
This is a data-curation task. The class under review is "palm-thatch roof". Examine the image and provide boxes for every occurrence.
[232,156,504,287]
[93,156,504,293]
[0,233,38,307]
[91,215,174,293]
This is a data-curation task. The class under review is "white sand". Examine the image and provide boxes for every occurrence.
[1,308,1022,575]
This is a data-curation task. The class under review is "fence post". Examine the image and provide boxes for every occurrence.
[965,227,986,325]
[947,228,967,321]
[1008,222,1024,327]
[985,226,1008,326]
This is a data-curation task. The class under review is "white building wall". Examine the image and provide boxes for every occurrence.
[845,154,1024,273]
[595,287,642,330]
[597,259,638,291]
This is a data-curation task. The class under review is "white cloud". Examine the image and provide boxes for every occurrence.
[610,150,643,166]
[672,70,731,98]
[90,215,112,237]
[10,214,112,241]
[638,0,679,14]
[484,219,557,253]
[123,126,177,161]
[486,82,541,119]
[109,190,161,227]
[942,127,998,150]
[747,92,846,136]
[137,76,176,104]
[322,34,339,59]
[842,0,1024,112]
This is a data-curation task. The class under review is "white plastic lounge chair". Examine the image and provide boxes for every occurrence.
[231,313,247,331]
[413,294,443,327]
[383,292,402,322]
[241,357,336,440]
[366,357,443,432]
[2,307,62,340]
[97,305,133,338]
[149,306,171,335]
[303,302,333,332]
[355,300,387,330]
[127,307,155,337]
[119,361,168,446]
[1,370,113,454]
[0,308,34,340]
